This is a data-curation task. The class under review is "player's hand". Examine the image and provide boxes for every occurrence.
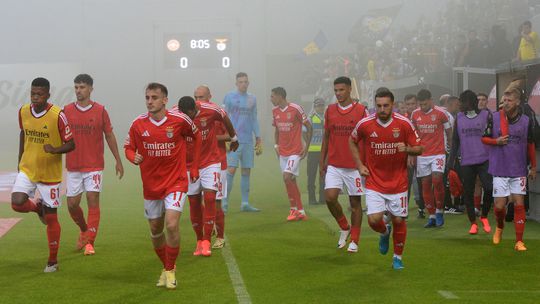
[496,135,509,145]
[407,156,416,169]
[116,161,124,179]
[529,167,537,181]
[358,165,370,176]
[319,163,327,177]
[190,168,200,183]
[255,137,263,156]
[300,147,308,160]
[229,141,239,152]
[133,153,144,165]
[396,142,407,153]
[43,144,56,154]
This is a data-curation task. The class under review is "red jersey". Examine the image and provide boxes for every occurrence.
[215,121,228,170]
[325,102,369,168]
[351,113,421,194]
[173,101,227,169]
[124,110,197,200]
[64,101,113,172]
[410,106,450,156]
[272,103,308,156]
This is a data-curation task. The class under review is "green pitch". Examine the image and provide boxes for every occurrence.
[1,152,540,304]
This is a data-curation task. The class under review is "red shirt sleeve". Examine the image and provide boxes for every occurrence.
[102,108,113,134]
[405,120,421,146]
[124,123,138,163]
[324,107,330,131]
[298,106,308,123]
[350,121,363,144]
[58,111,73,142]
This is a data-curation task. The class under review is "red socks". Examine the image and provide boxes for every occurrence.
[189,194,203,240]
[285,179,304,210]
[215,207,225,239]
[165,246,179,271]
[87,206,100,245]
[203,191,216,241]
[432,175,445,210]
[350,225,360,243]
[69,205,88,232]
[369,219,387,234]
[421,177,435,215]
[154,245,167,267]
[337,215,350,231]
[11,199,39,213]
[392,219,407,256]
[284,179,296,209]
[44,213,61,264]
[494,206,506,229]
[514,205,526,242]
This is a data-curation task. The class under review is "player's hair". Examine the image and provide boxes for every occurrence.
[177,96,196,112]
[376,87,390,95]
[146,82,168,97]
[417,89,432,101]
[404,94,417,102]
[477,92,488,99]
[31,77,50,90]
[74,74,93,86]
[271,87,287,98]
[448,96,459,104]
[375,89,394,102]
[459,90,479,112]
[236,72,248,79]
[333,76,351,86]
[503,87,522,99]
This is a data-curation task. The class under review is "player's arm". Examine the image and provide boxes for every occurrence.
[124,127,143,165]
[482,111,508,145]
[447,119,460,170]
[319,112,330,176]
[443,113,453,153]
[349,124,369,176]
[221,114,239,152]
[273,126,280,157]
[105,132,124,179]
[189,129,202,182]
[301,119,313,159]
[44,112,75,154]
[18,130,24,172]
[251,99,262,152]
[399,120,423,156]
[527,116,537,180]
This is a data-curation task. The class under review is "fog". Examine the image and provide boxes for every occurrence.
[0,0,536,161]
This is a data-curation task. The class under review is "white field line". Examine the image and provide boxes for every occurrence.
[222,236,252,304]
[439,290,540,299]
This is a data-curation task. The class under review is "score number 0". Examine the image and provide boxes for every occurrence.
[179,56,230,69]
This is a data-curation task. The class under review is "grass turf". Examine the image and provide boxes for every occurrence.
[1,151,539,304]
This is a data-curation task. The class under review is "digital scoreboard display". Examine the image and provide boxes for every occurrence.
[163,33,233,70]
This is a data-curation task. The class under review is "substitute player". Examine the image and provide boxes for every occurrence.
[125,83,201,289]
[320,76,369,253]
[63,74,124,256]
[350,89,422,269]
[271,87,313,221]
[11,77,75,272]
[411,89,452,228]
[177,96,238,257]
[482,88,536,251]
[193,86,230,249]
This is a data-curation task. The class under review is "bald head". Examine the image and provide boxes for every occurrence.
[194,85,212,101]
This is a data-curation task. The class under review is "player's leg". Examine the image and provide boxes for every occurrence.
[510,177,527,251]
[343,169,364,250]
[431,155,446,226]
[200,165,221,256]
[461,165,478,233]
[385,191,408,269]
[477,161,493,233]
[36,182,62,272]
[162,191,186,289]
[11,172,42,222]
[66,172,88,245]
[240,143,259,211]
[224,144,240,212]
[213,169,227,249]
[282,155,305,220]
[83,171,103,254]
[365,190,390,255]
[492,177,509,245]
[324,166,350,248]
[474,177,483,215]
[418,156,435,227]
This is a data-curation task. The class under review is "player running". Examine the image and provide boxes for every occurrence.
[11,77,75,272]
[320,76,369,253]
[270,87,313,221]
[482,88,536,251]
[350,89,422,269]
[63,74,124,256]
[448,90,492,234]
[176,95,238,257]
[125,83,201,289]
[411,89,452,228]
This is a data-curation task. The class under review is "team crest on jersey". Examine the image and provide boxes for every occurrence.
[166,126,174,138]
[287,112,292,119]
[392,128,400,138]
[431,114,436,121]
[200,118,207,127]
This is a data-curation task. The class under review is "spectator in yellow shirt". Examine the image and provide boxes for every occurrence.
[518,21,540,61]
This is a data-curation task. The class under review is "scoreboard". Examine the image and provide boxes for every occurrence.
[163,33,233,70]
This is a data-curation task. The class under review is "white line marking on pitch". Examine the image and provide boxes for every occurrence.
[439,290,540,299]
[222,236,252,304]
[438,290,459,299]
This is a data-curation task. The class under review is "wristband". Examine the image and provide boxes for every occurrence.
[231,135,238,142]
[274,144,279,149]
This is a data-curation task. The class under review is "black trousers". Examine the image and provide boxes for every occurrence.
[461,161,493,223]
[307,151,325,203]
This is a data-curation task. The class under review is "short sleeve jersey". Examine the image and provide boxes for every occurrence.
[411,106,450,156]
[272,102,308,156]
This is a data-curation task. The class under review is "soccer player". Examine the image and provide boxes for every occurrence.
[63,74,124,256]
[404,94,425,218]
[448,90,492,234]
[482,88,536,251]
[177,95,238,257]
[11,77,75,272]
[349,89,422,269]
[411,89,452,228]
[320,76,369,253]
[124,83,201,289]
[222,72,261,212]
[193,86,230,249]
[271,87,313,221]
